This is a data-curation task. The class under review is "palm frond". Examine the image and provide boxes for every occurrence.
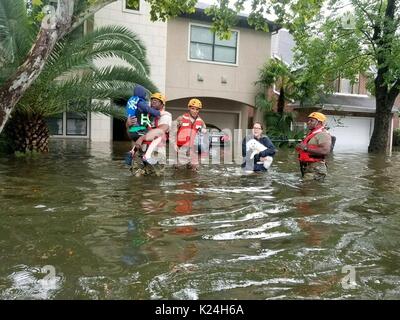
[43,25,150,82]
[0,0,35,67]
[11,10,157,121]
[66,99,126,120]
[54,66,157,98]
[20,65,157,117]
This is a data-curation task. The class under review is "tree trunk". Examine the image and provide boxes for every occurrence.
[368,95,393,153]
[4,112,50,153]
[277,87,285,115]
[0,0,73,134]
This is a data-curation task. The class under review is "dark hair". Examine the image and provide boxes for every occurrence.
[253,122,263,129]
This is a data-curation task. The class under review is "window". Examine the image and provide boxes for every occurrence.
[335,76,360,94]
[190,25,238,64]
[47,113,63,136]
[66,112,87,136]
[124,0,140,11]
[46,112,89,137]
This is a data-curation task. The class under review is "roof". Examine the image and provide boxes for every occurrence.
[178,2,280,33]
[292,93,399,113]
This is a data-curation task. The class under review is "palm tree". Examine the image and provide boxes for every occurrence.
[256,58,295,115]
[255,58,305,146]
[1,0,157,153]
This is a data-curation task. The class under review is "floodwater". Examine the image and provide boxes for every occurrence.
[0,139,400,300]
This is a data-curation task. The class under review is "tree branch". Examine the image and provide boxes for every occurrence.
[69,0,116,33]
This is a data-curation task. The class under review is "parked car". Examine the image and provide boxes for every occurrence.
[205,124,231,147]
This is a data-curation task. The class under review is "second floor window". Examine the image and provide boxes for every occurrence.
[190,25,238,64]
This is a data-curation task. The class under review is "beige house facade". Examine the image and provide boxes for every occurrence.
[165,16,274,132]
[50,1,278,141]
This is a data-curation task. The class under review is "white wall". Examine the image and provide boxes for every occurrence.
[90,112,112,142]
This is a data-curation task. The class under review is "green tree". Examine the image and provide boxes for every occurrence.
[200,0,400,154]
[256,58,296,115]
[255,58,305,146]
[286,0,400,153]
[4,0,399,153]
[157,0,400,154]
[0,0,196,134]
[1,0,156,153]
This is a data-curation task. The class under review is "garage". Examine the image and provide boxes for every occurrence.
[166,97,248,134]
[326,115,374,152]
[168,108,239,133]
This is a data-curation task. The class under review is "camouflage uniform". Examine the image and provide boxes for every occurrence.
[130,149,146,176]
[130,147,166,177]
[300,161,328,181]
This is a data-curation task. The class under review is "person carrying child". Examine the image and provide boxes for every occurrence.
[126,85,161,141]
[128,92,171,176]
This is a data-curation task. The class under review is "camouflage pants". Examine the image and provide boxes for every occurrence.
[130,149,165,176]
[300,161,327,182]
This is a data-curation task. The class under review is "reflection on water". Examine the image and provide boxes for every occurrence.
[1,139,400,299]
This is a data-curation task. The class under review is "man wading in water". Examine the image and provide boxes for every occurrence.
[296,112,332,181]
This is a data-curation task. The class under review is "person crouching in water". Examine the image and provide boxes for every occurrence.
[241,122,276,172]
[295,112,332,181]
[170,98,207,171]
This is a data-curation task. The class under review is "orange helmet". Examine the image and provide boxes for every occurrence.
[308,112,326,123]
[188,98,202,109]
[150,92,166,105]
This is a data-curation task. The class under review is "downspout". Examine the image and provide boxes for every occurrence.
[388,114,394,156]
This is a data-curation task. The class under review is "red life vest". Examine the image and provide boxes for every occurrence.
[176,113,204,147]
[297,126,327,163]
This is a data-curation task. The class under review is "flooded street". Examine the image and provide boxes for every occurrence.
[1,140,400,299]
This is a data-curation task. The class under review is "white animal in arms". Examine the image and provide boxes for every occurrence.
[246,138,273,169]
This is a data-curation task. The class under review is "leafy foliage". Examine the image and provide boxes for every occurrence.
[146,0,197,22]
[255,59,305,147]
[15,24,156,119]
[263,111,305,148]
[0,0,36,81]
[3,0,400,152]
[0,0,157,153]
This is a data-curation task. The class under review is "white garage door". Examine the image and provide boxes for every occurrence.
[326,116,374,152]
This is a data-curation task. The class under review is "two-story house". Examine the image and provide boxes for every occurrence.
[48,0,279,142]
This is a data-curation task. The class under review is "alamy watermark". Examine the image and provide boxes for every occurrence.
[135,128,279,170]
[39,265,57,286]
[341,265,357,289]
[40,1,74,30]
[340,11,356,30]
